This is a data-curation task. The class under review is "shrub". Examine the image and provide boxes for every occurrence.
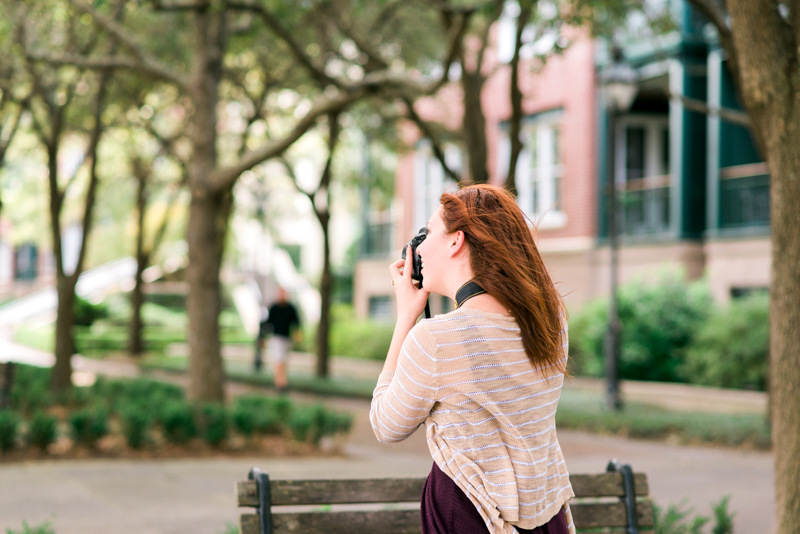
[5,520,56,534]
[287,405,317,443]
[11,365,51,414]
[200,403,229,447]
[287,404,352,445]
[27,412,57,451]
[711,495,735,534]
[298,304,394,360]
[653,501,708,534]
[0,409,21,452]
[569,272,712,383]
[233,395,288,435]
[121,406,151,449]
[74,296,109,327]
[69,407,109,446]
[681,293,769,390]
[159,400,197,443]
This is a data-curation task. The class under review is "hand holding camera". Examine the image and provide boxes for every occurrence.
[389,227,431,323]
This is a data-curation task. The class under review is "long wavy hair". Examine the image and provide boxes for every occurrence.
[439,184,566,375]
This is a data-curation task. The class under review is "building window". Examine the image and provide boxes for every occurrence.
[413,143,460,233]
[512,115,565,228]
[14,243,38,281]
[368,296,393,322]
[615,116,671,236]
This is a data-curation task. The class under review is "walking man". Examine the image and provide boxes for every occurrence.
[256,287,301,394]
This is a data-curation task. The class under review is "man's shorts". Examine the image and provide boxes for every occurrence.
[268,335,292,364]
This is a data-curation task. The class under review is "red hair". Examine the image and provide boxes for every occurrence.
[439,184,566,375]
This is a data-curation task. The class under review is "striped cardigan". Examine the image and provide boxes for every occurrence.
[370,307,575,534]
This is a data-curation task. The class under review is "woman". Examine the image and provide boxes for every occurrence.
[370,184,574,534]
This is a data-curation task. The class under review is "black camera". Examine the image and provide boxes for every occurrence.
[402,227,428,283]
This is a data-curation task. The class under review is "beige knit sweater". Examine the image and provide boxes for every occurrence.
[370,307,575,534]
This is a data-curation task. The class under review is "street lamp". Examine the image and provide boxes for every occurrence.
[600,47,637,411]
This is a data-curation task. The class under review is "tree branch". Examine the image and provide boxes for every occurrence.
[668,89,751,127]
[67,0,191,89]
[401,96,460,183]
[210,88,365,193]
[224,1,342,88]
[506,0,534,194]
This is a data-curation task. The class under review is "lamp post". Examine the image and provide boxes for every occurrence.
[601,47,637,411]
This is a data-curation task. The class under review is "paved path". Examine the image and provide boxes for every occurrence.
[0,338,774,533]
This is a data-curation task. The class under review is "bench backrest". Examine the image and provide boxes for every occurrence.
[237,471,653,534]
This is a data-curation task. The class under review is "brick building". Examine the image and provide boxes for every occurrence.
[354,1,770,321]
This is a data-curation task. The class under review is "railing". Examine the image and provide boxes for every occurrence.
[361,222,393,258]
[619,175,671,236]
[719,165,770,229]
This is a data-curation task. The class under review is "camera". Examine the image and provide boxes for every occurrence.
[402,227,428,283]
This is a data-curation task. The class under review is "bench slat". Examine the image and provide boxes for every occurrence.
[237,473,649,507]
[238,478,427,507]
[570,473,650,497]
[571,500,654,529]
[241,509,421,534]
[240,500,653,533]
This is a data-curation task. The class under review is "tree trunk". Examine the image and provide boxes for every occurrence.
[51,277,76,391]
[767,126,800,534]
[130,252,147,356]
[186,192,225,402]
[316,209,332,377]
[720,2,800,530]
[184,8,227,402]
[461,67,489,184]
[505,1,533,194]
[130,171,147,356]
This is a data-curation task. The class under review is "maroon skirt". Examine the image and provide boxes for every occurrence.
[421,462,569,534]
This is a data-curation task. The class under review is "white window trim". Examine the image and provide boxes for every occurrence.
[413,142,460,232]
[614,114,671,187]
[512,115,566,229]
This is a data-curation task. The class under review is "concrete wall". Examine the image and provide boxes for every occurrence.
[704,236,771,303]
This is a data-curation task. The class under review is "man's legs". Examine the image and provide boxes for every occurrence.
[268,336,291,394]
[254,335,264,372]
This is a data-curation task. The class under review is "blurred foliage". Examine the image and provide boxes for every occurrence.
[73,296,109,327]
[299,304,394,360]
[556,388,770,449]
[652,495,734,534]
[568,273,770,391]
[4,520,56,534]
[569,271,713,383]
[6,364,353,451]
[681,293,769,390]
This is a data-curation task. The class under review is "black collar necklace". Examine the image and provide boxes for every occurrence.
[455,280,487,309]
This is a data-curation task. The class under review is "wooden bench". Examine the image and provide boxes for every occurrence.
[237,460,654,534]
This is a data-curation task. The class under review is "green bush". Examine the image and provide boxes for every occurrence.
[233,395,289,435]
[299,304,394,360]
[159,400,197,443]
[69,407,109,446]
[27,412,58,451]
[74,296,109,327]
[287,404,352,445]
[200,403,229,447]
[681,293,769,390]
[11,365,51,414]
[0,409,21,452]
[5,520,56,534]
[121,406,151,449]
[569,272,713,382]
[652,495,734,534]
